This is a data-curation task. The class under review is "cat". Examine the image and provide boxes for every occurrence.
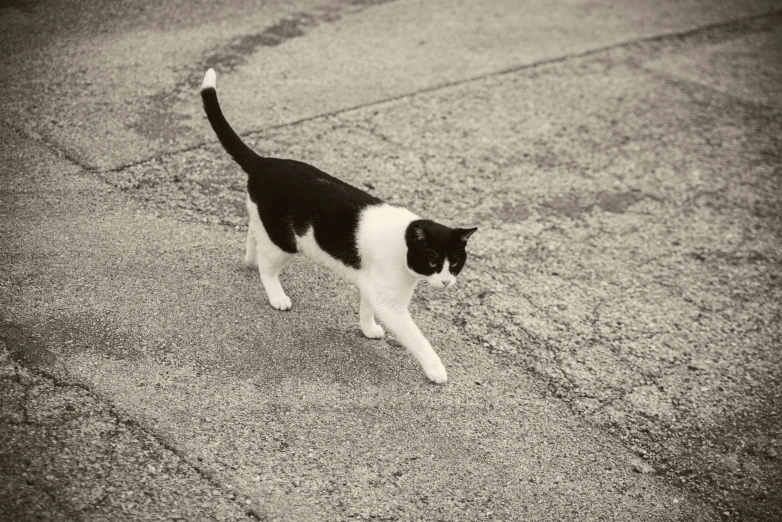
[200,68,476,384]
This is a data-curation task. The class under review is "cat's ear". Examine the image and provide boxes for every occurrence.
[456,227,478,242]
[412,224,429,243]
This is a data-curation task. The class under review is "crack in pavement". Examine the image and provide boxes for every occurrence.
[3,6,782,520]
[130,1,401,143]
[93,7,782,176]
[0,340,262,521]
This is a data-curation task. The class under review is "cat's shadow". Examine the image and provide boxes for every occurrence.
[248,322,414,386]
[234,264,417,386]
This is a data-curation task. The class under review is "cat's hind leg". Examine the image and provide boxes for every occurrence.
[244,226,258,267]
[254,231,294,310]
[247,199,294,311]
[359,293,384,339]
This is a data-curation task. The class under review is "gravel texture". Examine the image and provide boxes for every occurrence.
[1,0,778,169]
[98,14,782,521]
[0,123,712,521]
[0,342,256,522]
[1,0,781,520]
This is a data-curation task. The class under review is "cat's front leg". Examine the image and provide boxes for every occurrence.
[372,301,447,384]
[359,294,385,339]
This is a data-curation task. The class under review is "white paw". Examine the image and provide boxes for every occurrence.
[269,295,292,311]
[361,324,385,339]
[244,255,257,268]
[424,363,448,384]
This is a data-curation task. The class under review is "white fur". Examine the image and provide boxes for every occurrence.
[245,200,450,383]
[427,259,455,289]
[202,68,216,90]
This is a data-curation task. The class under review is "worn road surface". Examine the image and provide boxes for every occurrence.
[1,1,781,520]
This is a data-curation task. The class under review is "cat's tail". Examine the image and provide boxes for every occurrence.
[200,68,261,173]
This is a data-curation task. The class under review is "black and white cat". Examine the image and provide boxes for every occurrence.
[200,69,476,383]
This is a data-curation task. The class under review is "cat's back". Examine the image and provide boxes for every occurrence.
[248,156,386,270]
[248,157,379,210]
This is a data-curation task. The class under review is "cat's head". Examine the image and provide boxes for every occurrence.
[405,220,478,289]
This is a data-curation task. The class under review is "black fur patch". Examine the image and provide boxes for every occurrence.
[247,158,382,269]
[405,220,477,276]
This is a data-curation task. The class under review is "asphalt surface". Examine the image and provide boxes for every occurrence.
[2,0,781,520]
[0,120,710,521]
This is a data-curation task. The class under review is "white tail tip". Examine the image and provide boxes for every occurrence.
[202,68,216,90]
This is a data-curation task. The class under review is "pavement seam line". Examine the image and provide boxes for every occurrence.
[638,62,782,116]
[2,355,264,521]
[4,11,781,518]
[99,7,782,175]
[0,119,96,174]
[2,8,779,177]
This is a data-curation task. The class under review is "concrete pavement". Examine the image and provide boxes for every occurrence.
[2,0,781,520]
[1,119,712,520]
[1,341,251,521]
[0,0,778,169]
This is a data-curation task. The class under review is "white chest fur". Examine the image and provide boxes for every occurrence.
[356,205,416,270]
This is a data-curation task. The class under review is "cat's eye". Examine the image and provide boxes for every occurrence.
[428,260,438,268]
